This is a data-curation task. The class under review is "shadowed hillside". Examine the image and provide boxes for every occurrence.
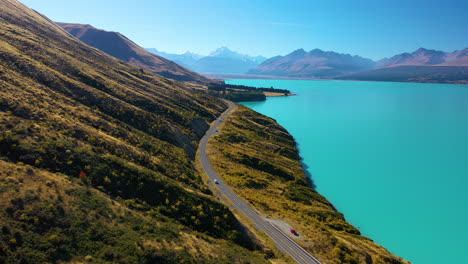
[57,22,215,84]
[0,0,270,262]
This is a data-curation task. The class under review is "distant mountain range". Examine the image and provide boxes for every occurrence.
[342,48,468,84]
[146,48,204,68]
[377,48,468,67]
[248,48,376,77]
[58,23,212,84]
[61,22,467,84]
[248,47,468,84]
[147,47,268,74]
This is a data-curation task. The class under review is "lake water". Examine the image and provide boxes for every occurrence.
[228,79,468,264]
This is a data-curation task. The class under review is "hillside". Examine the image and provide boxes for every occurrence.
[0,0,269,262]
[248,49,376,77]
[208,106,410,264]
[57,23,213,84]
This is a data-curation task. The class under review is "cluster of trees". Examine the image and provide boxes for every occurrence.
[220,91,266,102]
[208,83,291,94]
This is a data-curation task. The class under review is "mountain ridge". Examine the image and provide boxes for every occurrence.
[145,48,204,68]
[249,48,376,77]
[57,22,214,84]
[247,47,468,83]
[147,46,268,74]
[377,47,468,68]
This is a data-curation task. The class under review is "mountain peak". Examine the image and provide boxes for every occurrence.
[412,47,433,56]
[292,48,306,54]
[412,47,444,56]
[209,47,237,57]
[286,48,307,57]
[309,48,326,55]
[217,46,231,52]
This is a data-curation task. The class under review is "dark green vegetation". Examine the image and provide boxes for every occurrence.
[0,162,267,264]
[208,83,291,95]
[207,90,266,102]
[208,106,411,264]
[206,83,292,102]
[0,0,268,262]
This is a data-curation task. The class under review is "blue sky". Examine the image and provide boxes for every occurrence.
[21,0,467,60]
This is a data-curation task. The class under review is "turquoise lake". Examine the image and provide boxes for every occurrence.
[227,79,468,264]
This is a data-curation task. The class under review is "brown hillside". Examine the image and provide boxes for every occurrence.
[0,0,269,262]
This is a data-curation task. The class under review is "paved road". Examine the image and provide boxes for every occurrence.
[199,100,322,264]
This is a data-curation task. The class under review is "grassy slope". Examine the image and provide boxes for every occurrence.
[208,106,411,264]
[0,0,268,262]
[0,161,267,264]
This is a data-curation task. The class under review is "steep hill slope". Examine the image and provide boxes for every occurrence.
[57,22,214,84]
[249,49,376,77]
[0,161,267,263]
[0,0,268,262]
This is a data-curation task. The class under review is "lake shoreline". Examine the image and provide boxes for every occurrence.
[232,78,468,264]
[209,73,468,85]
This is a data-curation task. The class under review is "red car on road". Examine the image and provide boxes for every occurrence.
[290,229,299,236]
